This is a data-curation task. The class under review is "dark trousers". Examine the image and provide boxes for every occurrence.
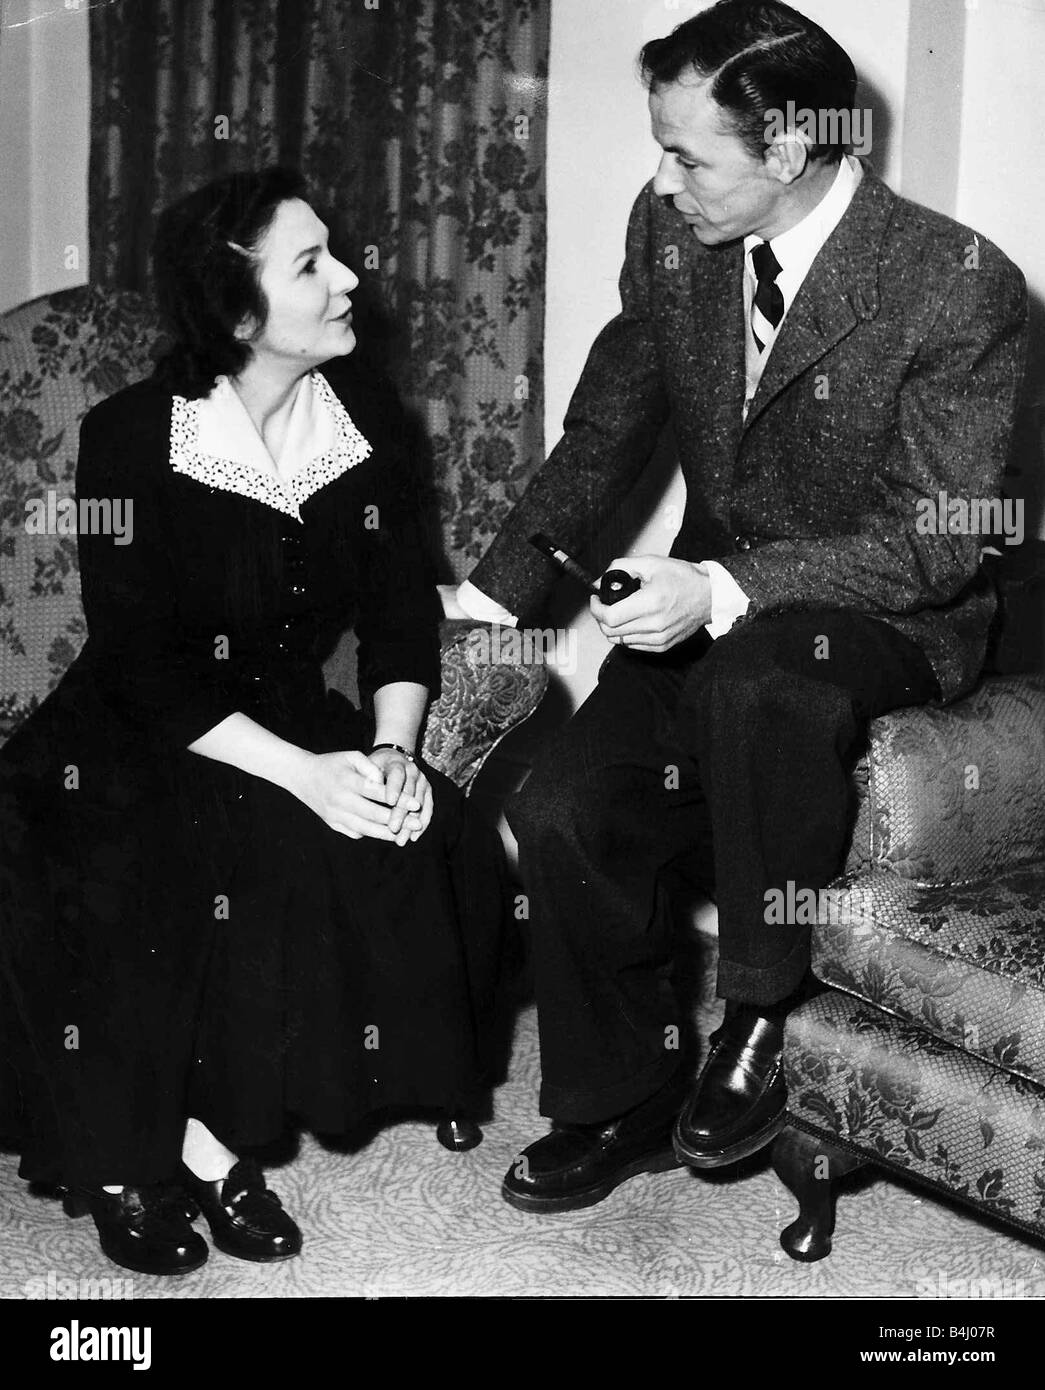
[507,609,940,1124]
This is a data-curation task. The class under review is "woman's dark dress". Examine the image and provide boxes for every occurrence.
[0,356,508,1187]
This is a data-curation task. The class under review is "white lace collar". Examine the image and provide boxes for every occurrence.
[169,369,372,521]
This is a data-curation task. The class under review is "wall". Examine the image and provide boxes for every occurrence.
[0,0,90,313]
[956,0,1043,276]
[957,0,1045,535]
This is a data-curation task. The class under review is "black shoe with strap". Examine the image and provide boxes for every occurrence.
[62,1183,209,1276]
[501,1077,686,1214]
[673,1003,787,1169]
[178,1158,302,1262]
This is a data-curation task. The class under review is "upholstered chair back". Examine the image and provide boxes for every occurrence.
[0,286,168,743]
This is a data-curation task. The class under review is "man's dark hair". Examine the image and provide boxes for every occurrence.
[151,166,309,398]
[640,0,858,165]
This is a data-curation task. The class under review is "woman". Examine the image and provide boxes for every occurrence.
[0,168,508,1276]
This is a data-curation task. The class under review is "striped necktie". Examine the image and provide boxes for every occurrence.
[751,240,784,354]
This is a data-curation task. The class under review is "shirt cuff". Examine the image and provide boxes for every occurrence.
[456,580,519,628]
[702,560,750,639]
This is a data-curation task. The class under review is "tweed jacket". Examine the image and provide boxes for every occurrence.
[469,166,1029,702]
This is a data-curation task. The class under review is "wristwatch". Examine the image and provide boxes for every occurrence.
[370,742,415,762]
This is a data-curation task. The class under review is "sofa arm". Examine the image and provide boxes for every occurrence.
[421,621,548,792]
[856,674,1045,885]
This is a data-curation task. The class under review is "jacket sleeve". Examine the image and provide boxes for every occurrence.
[349,375,442,705]
[76,395,250,747]
[467,182,672,623]
[715,245,1029,621]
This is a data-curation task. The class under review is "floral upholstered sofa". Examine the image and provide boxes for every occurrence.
[774,671,1045,1260]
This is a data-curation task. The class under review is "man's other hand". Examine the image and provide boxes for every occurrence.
[591,556,712,652]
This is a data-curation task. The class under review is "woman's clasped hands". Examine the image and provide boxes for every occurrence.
[294,748,434,845]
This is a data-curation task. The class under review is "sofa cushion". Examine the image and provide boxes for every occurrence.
[785,990,1045,1240]
[852,676,1045,885]
[813,865,1045,1088]
[843,677,1045,885]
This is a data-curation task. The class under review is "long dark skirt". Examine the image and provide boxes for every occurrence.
[0,673,509,1188]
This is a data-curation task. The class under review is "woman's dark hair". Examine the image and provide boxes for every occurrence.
[151,166,309,399]
[640,0,858,165]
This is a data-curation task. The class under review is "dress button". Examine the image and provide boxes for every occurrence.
[734,534,753,551]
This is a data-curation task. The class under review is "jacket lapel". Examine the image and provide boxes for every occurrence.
[686,237,747,460]
[743,168,894,431]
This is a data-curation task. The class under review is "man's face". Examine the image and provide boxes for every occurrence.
[649,77,781,245]
[246,198,359,368]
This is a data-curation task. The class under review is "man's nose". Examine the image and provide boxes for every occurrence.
[652,152,684,199]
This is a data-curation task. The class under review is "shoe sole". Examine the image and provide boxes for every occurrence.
[96,1236,209,1277]
[672,1110,786,1170]
[501,1149,682,1214]
[210,1233,302,1263]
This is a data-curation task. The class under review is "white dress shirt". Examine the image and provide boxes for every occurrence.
[458,156,864,635]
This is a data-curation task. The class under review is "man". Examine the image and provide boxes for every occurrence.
[446,0,1028,1211]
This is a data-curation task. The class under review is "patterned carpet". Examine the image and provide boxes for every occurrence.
[2,931,1044,1300]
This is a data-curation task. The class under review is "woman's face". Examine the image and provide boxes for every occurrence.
[242,198,359,369]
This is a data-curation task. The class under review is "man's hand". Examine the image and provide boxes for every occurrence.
[591,555,713,652]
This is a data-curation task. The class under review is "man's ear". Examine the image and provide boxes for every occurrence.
[233,315,258,343]
[764,134,810,185]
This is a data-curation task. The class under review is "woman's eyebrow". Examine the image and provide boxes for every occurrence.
[292,225,330,262]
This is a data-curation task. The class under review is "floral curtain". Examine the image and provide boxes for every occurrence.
[88,0,549,577]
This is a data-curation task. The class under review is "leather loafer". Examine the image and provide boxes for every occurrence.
[502,1079,685,1214]
[673,1004,786,1168]
[63,1184,209,1276]
[179,1159,302,1262]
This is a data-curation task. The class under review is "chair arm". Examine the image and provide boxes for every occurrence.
[421,621,548,792]
[858,674,1045,884]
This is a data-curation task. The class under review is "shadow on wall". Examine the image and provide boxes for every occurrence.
[855,73,894,176]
